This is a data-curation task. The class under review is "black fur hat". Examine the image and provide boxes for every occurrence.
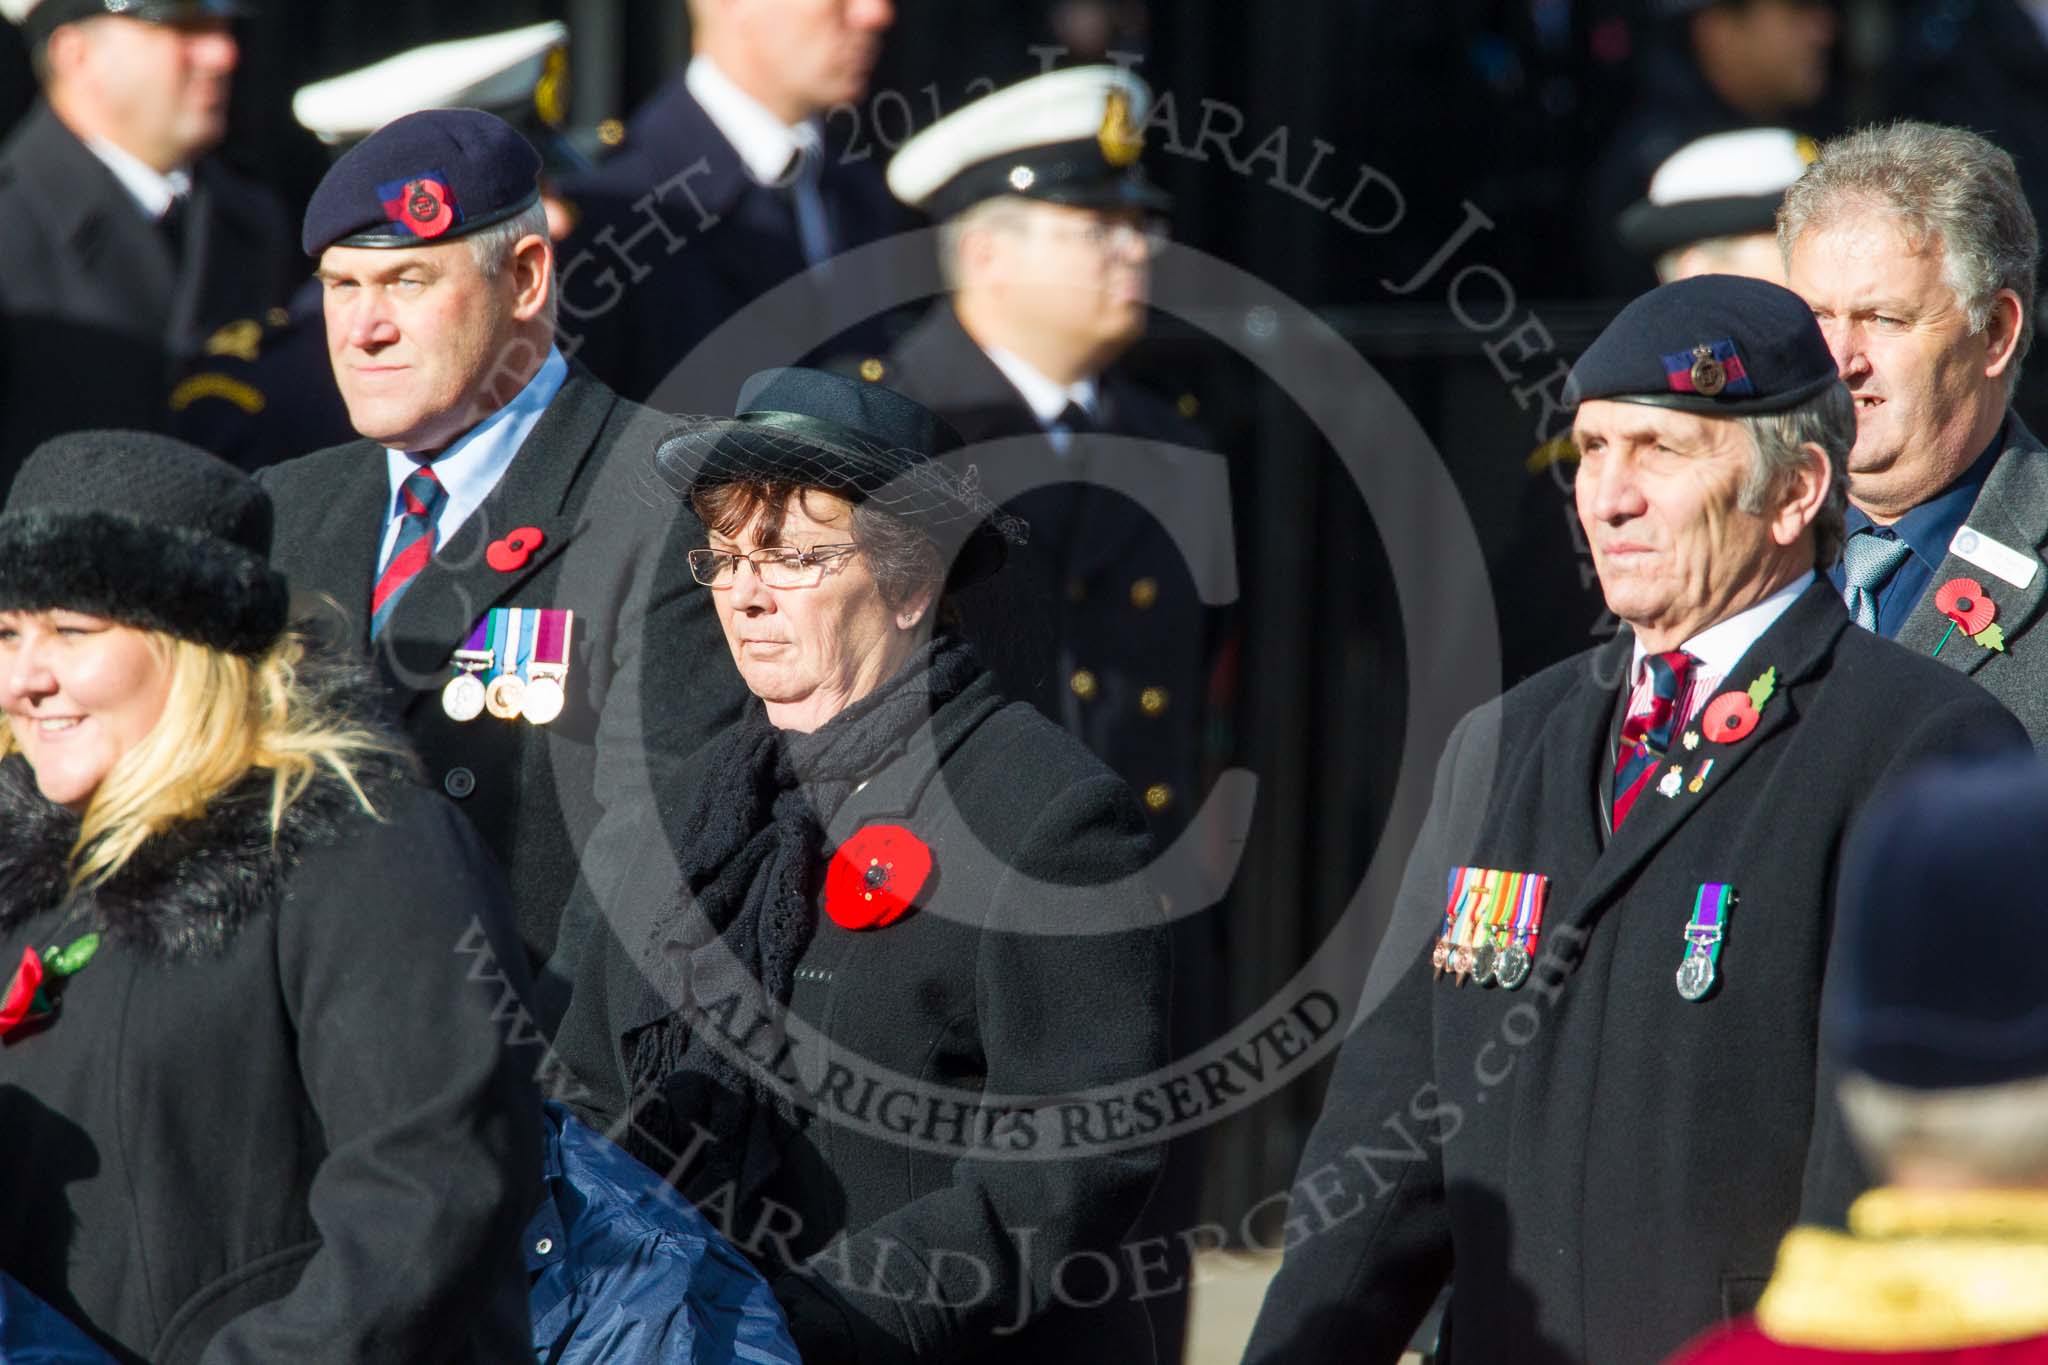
[0,431,289,656]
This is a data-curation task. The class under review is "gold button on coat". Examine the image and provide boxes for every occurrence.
[1130,577,1159,609]
[1070,669,1099,700]
[1144,783,1173,811]
[1140,687,1169,716]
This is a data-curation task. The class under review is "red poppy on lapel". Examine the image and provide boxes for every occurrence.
[0,946,45,1036]
[486,527,546,573]
[823,825,933,931]
[1935,576,1997,635]
[1702,691,1760,744]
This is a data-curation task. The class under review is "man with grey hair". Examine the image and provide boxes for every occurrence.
[1784,120,2048,746]
[257,109,745,988]
[1669,754,2048,1362]
[1244,274,2025,1365]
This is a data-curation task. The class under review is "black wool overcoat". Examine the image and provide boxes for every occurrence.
[257,369,748,979]
[0,753,541,1364]
[0,102,295,478]
[553,670,1174,1365]
[1242,579,2029,1365]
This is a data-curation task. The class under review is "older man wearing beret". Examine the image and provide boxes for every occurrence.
[1242,274,2027,1365]
[257,109,747,992]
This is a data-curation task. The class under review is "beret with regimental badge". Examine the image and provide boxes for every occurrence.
[1831,755,2048,1090]
[887,65,1170,219]
[1565,273,1840,417]
[301,107,543,256]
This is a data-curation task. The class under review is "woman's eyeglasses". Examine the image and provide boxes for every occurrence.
[687,544,858,589]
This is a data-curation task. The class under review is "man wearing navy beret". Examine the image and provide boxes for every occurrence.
[257,108,746,994]
[0,0,294,481]
[1784,122,2048,748]
[1243,274,2027,1364]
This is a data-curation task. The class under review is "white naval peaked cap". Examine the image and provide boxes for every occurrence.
[293,21,569,145]
[1646,127,1818,206]
[887,64,1169,218]
[1617,127,1820,257]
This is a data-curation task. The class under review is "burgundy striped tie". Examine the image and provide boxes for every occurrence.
[1612,650,1694,829]
[370,464,446,639]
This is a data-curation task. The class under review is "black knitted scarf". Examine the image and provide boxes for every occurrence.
[624,632,981,1202]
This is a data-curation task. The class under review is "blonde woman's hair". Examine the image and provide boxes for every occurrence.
[0,625,408,894]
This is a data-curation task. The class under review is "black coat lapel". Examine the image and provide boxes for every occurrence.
[1539,632,1630,869]
[1567,578,1846,921]
[1894,421,2048,677]
[376,370,619,706]
[282,448,389,652]
[14,105,175,333]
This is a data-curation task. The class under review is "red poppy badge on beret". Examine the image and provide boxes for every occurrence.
[824,824,933,931]
[377,171,462,240]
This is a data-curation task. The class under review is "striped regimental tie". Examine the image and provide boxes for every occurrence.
[1612,649,1695,829]
[369,464,447,640]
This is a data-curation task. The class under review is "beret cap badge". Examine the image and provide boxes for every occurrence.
[1661,337,1753,399]
[1689,344,1727,397]
[379,172,459,240]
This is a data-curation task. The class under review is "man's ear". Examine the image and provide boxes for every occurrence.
[1983,288,2025,383]
[1770,440,1833,549]
[507,233,553,322]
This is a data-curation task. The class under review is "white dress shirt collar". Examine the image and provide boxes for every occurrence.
[1630,570,1815,682]
[85,137,191,220]
[981,344,1101,429]
[378,348,570,570]
[686,54,816,186]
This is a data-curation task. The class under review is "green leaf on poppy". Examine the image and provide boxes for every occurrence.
[45,933,99,977]
[1747,666,1778,712]
[1974,623,2008,653]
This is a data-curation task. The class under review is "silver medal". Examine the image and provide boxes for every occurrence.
[441,671,487,723]
[1471,942,1498,986]
[1676,950,1717,1001]
[1495,942,1532,990]
[523,675,565,726]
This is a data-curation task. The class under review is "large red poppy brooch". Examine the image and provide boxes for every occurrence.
[823,825,933,931]
[1699,666,1778,745]
[0,934,99,1039]
[1933,577,2006,656]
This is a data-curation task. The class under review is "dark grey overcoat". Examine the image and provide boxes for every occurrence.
[257,368,748,978]
[1243,579,2028,1365]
